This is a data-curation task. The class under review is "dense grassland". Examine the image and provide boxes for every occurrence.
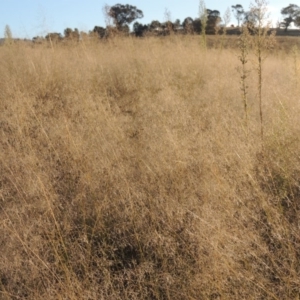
[1,35,300,299]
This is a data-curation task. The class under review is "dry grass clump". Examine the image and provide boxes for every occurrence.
[1,36,300,299]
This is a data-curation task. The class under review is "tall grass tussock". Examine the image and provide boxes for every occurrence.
[1,33,300,299]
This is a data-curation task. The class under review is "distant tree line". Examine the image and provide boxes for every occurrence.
[32,2,300,42]
[132,9,222,37]
[231,3,300,32]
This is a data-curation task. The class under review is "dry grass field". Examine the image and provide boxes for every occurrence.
[1,35,300,299]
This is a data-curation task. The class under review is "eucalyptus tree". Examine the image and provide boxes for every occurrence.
[231,4,245,27]
[281,4,300,31]
[108,4,144,30]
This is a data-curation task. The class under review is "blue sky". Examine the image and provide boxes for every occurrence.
[0,0,295,38]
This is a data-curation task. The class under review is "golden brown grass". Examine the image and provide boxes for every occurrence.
[1,35,300,299]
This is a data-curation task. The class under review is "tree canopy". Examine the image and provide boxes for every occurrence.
[45,32,62,42]
[64,28,79,40]
[206,9,222,33]
[231,4,245,27]
[281,4,300,31]
[108,4,144,28]
[93,26,106,38]
[183,17,194,33]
